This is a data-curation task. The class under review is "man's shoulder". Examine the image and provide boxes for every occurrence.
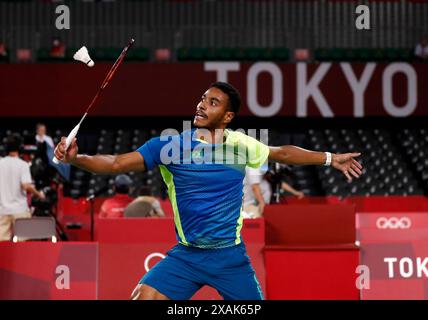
[16,157,29,167]
[225,130,251,144]
[1,156,28,167]
[226,130,268,147]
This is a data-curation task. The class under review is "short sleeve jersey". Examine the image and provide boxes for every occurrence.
[137,128,269,248]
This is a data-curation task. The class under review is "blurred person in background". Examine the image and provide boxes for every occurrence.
[243,164,304,218]
[49,37,65,58]
[415,36,428,61]
[99,174,134,218]
[35,123,54,148]
[125,186,165,218]
[0,134,45,241]
[0,39,7,57]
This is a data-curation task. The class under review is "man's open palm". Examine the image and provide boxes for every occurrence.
[332,153,363,182]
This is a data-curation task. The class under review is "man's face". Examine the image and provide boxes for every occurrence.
[193,87,234,129]
[37,125,46,136]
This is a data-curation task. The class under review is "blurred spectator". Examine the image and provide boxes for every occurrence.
[0,40,7,58]
[243,165,271,218]
[414,36,428,61]
[243,165,304,218]
[16,49,32,63]
[280,181,305,199]
[35,123,54,148]
[49,37,65,58]
[99,174,134,218]
[124,186,165,217]
[0,134,45,241]
[295,48,310,61]
[155,48,172,62]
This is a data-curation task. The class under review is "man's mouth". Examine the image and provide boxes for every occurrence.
[195,111,207,120]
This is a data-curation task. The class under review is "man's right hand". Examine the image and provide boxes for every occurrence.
[296,191,305,199]
[38,191,46,200]
[54,137,78,164]
[258,201,265,215]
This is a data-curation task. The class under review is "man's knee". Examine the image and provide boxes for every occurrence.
[131,284,170,300]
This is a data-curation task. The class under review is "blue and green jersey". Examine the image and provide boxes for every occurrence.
[137,128,269,249]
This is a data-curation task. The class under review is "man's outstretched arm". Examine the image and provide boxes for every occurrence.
[54,137,146,174]
[268,145,363,182]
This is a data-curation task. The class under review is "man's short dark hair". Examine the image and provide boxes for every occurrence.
[114,174,132,194]
[5,134,22,153]
[36,123,45,130]
[210,82,241,114]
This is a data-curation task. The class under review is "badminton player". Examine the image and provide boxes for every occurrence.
[54,82,362,300]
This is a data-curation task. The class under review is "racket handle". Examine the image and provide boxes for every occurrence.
[52,124,81,164]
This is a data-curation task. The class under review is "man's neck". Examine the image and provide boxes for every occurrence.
[8,152,19,157]
[195,127,226,144]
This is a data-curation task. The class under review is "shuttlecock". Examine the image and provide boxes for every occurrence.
[73,46,94,67]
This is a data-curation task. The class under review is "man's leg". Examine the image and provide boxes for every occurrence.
[130,284,170,300]
[205,243,264,300]
[131,245,203,300]
[213,268,264,300]
[0,215,13,241]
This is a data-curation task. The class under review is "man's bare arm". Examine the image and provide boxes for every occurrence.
[21,183,45,199]
[268,145,363,182]
[269,146,328,165]
[71,152,145,174]
[251,184,266,214]
[54,137,146,174]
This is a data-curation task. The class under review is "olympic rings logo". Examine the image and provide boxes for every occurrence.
[376,217,412,229]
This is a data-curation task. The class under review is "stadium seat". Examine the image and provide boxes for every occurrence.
[306,128,425,196]
[314,48,330,61]
[37,48,65,62]
[330,48,346,61]
[13,217,57,242]
[128,48,150,61]
[272,48,290,61]
[177,47,189,61]
[188,47,206,60]
[217,47,234,60]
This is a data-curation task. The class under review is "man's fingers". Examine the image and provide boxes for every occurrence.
[351,163,363,175]
[352,159,363,169]
[349,152,361,158]
[70,137,77,147]
[349,167,360,179]
[54,148,64,160]
[58,137,67,152]
[343,170,352,182]
[54,141,66,160]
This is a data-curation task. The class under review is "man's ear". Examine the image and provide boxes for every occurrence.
[223,111,235,124]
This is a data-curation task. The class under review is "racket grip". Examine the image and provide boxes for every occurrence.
[52,124,80,164]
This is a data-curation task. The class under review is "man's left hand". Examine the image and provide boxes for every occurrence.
[331,153,363,182]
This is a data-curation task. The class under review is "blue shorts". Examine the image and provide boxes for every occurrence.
[139,242,264,300]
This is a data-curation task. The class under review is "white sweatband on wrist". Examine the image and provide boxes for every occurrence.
[324,152,332,166]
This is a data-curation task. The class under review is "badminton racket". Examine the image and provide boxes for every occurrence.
[53,38,135,164]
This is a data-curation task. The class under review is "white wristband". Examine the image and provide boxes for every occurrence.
[324,152,332,166]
